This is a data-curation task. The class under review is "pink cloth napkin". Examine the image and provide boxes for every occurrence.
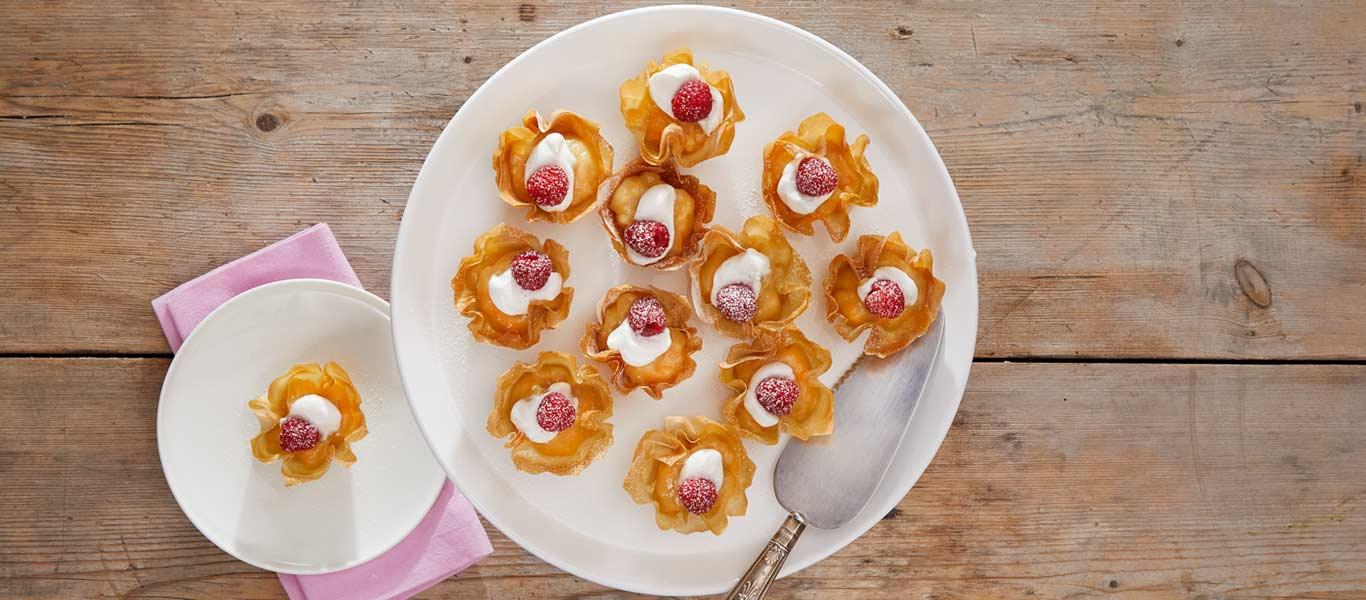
[152,223,493,600]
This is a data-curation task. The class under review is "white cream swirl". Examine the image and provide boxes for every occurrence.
[282,393,342,439]
[509,382,576,444]
[606,319,670,367]
[647,63,724,134]
[523,132,577,212]
[488,268,563,316]
[678,448,724,488]
[776,156,835,215]
[710,248,771,305]
[742,362,794,428]
[625,183,677,266]
[857,266,918,307]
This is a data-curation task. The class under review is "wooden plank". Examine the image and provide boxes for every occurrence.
[0,1,1363,358]
[1,358,1362,599]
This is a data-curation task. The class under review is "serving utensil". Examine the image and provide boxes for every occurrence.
[724,313,946,600]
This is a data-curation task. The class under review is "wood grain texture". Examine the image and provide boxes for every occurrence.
[2,358,1362,599]
[0,1,1363,358]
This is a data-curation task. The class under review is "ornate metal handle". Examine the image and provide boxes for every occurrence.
[724,512,807,600]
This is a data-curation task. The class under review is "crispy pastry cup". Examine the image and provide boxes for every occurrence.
[487,352,614,476]
[718,327,835,445]
[580,285,702,400]
[597,159,717,271]
[493,109,615,224]
[623,416,755,535]
[450,224,573,349]
[824,232,946,357]
[619,48,745,167]
[249,362,368,487]
[689,215,813,340]
[761,112,879,242]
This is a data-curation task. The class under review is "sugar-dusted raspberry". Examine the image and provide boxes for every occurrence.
[863,279,906,319]
[671,79,714,123]
[510,251,553,291]
[754,376,799,417]
[677,476,718,515]
[535,392,576,433]
[714,283,757,323]
[526,164,570,207]
[795,156,838,197]
[623,219,671,259]
[279,416,321,453]
[628,296,668,337]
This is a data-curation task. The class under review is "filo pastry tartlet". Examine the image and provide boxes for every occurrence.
[598,159,716,270]
[689,215,812,340]
[824,232,945,357]
[249,362,368,487]
[619,48,744,167]
[581,285,702,400]
[488,352,614,476]
[761,112,879,242]
[493,109,614,223]
[623,416,755,535]
[719,327,835,445]
[450,224,573,349]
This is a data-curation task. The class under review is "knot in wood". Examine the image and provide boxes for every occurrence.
[1234,259,1272,308]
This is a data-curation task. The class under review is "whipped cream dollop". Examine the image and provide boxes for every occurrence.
[776,155,835,215]
[489,267,563,316]
[647,63,724,134]
[678,448,724,489]
[282,393,342,440]
[606,319,671,366]
[524,132,577,211]
[625,183,677,265]
[857,266,918,307]
[509,382,577,444]
[742,362,794,427]
[710,248,771,305]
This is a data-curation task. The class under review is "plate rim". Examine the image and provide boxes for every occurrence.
[156,277,444,575]
[391,4,978,595]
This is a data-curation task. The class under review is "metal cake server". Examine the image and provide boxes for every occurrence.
[724,313,946,600]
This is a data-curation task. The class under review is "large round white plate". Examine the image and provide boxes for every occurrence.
[158,278,445,574]
[391,5,977,596]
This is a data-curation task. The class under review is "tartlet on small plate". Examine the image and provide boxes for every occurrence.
[623,416,755,535]
[488,351,614,476]
[450,223,573,349]
[249,362,368,487]
[493,109,615,223]
[761,112,879,242]
[598,159,716,270]
[619,48,744,167]
[581,284,703,399]
[689,215,812,340]
[824,231,946,357]
[719,327,834,445]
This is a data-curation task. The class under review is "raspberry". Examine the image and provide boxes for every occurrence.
[535,392,576,432]
[795,156,838,197]
[754,376,799,416]
[671,79,714,123]
[627,296,667,337]
[623,219,671,259]
[677,477,718,515]
[714,283,757,323]
[863,279,906,319]
[526,164,570,207]
[510,251,553,291]
[279,416,321,453]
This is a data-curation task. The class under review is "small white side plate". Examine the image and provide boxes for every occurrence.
[157,278,444,574]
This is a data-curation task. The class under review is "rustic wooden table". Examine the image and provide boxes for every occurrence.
[3,1,1363,598]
